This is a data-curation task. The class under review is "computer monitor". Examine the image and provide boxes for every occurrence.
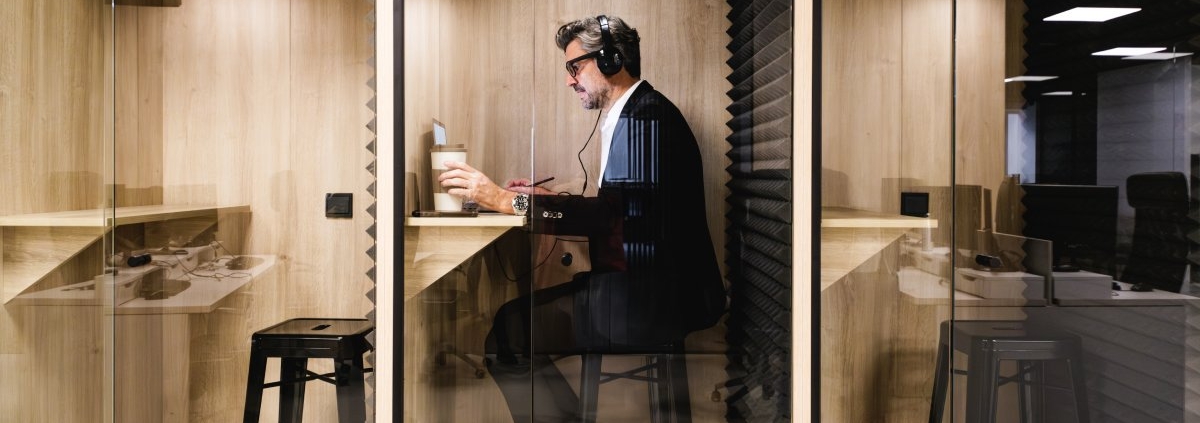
[1018,184,1118,274]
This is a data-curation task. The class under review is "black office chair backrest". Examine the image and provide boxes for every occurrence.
[1120,172,1194,292]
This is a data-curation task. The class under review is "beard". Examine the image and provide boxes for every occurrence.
[577,84,610,110]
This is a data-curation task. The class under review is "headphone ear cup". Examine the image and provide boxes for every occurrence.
[597,50,621,76]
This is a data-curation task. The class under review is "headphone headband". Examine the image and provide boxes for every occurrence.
[594,15,623,76]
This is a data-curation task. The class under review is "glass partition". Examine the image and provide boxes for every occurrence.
[400,0,536,420]
[0,0,378,421]
[526,7,744,423]
[0,1,116,421]
[951,1,1200,421]
[109,0,378,421]
[401,1,795,422]
[818,0,957,420]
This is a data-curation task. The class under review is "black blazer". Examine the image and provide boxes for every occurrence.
[531,82,725,344]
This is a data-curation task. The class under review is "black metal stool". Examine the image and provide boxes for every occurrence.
[243,318,374,423]
[578,340,692,423]
[929,320,1090,423]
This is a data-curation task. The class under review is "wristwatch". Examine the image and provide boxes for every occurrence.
[511,193,530,216]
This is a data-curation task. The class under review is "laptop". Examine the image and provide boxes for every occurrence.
[433,118,448,146]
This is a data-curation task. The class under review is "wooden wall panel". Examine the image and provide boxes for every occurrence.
[0,0,111,421]
[115,7,166,207]
[0,0,109,215]
[820,0,1011,420]
[900,0,953,190]
[955,0,1008,203]
[821,0,904,212]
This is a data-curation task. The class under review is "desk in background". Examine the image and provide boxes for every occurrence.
[900,260,1200,422]
[1029,282,1199,422]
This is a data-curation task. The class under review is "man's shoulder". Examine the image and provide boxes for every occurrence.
[622,82,682,117]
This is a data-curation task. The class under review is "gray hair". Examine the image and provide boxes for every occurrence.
[556,16,641,78]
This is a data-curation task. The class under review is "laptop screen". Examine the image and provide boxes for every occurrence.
[433,119,447,145]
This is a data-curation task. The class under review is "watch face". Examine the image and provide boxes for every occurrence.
[512,193,529,215]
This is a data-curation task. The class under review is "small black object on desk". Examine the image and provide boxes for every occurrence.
[1129,283,1154,292]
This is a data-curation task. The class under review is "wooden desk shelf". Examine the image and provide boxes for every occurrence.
[405,214,526,227]
[0,204,250,227]
[822,207,937,228]
[1,204,249,303]
[820,207,935,291]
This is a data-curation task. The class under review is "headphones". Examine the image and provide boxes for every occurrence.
[595,15,623,76]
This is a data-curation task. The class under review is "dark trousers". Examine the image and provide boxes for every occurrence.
[486,280,585,423]
[485,272,684,423]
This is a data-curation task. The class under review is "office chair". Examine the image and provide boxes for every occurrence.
[430,252,496,378]
[1119,172,1194,293]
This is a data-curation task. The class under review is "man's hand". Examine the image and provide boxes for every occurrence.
[505,178,555,195]
[439,161,507,211]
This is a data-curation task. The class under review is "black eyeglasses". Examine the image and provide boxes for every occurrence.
[565,51,601,78]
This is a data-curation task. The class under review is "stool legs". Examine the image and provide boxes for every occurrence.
[244,352,369,423]
[1066,349,1091,423]
[335,355,368,423]
[244,347,269,423]
[279,357,309,423]
[928,342,950,423]
[965,341,1000,423]
[648,355,668,423]
[579,354,603,423]
[668,352,693,423]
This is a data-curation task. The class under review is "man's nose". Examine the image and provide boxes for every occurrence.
[565,73,577,87]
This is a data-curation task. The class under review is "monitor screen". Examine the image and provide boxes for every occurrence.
[1019,184,1118,274]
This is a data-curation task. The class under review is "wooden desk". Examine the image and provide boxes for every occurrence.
[819,208,940,421]
[403,216,527,422]
[1027,284,1199,422]
[403,215,525,301]
[820,207,935,291]
[11,255,276,314]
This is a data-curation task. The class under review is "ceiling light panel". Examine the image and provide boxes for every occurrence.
[1092,47,1165,56]
[1123,52,1194,60]
[1005,76,1058,82]
[1044,7,1140,22]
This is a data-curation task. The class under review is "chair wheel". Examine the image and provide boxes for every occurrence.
[475,368,487,378]
[710,390,722,402]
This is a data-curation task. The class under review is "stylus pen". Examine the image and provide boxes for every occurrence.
[531,176,555,187]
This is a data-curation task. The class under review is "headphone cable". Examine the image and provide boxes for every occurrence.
[577,110,603,195]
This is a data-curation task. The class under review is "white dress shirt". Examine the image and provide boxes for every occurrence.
[598,79,644,186]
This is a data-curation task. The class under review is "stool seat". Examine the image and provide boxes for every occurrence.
[244,318,374,423]
[929,320,1089,423]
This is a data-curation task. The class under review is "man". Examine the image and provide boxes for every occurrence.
[439,15,725,422]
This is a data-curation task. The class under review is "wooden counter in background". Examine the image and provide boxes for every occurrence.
[0,204,249,304]
[820,207,935,291]
[820,207,943,422]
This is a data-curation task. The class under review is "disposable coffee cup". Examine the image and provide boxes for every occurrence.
[431,144,467,211]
